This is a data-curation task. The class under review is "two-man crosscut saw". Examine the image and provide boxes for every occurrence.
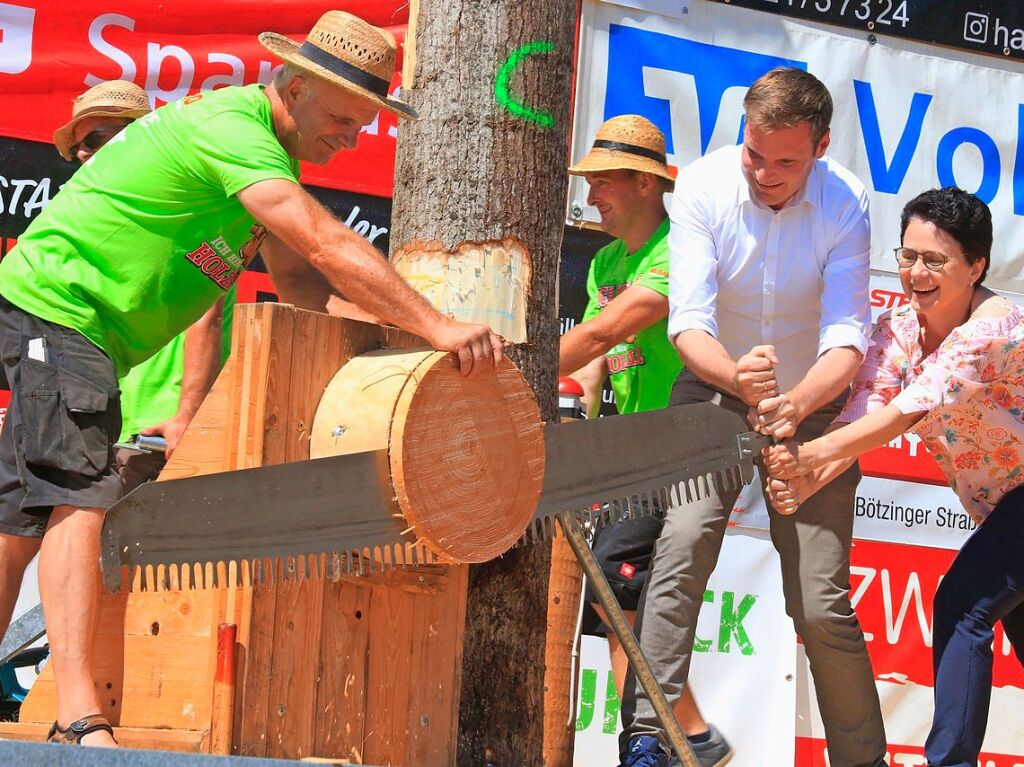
[100,402,770,590]
[99,400,769,767]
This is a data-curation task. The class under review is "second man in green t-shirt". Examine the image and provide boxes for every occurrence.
[559,115,732,767]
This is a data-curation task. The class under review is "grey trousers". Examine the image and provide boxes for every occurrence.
[618,374,887,767]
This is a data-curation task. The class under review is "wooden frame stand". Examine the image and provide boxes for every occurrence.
[0,304,474,763]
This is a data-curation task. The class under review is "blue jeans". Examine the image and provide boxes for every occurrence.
[926,485,1024,767]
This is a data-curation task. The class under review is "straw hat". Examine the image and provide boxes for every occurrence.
[569,115,674,188]
[53,80,151,161]
[259,11,417,120]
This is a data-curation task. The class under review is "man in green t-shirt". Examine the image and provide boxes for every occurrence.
[0,12,502,747]
[559,116,731,767]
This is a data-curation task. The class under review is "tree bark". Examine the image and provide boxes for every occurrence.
[389,1,577,764]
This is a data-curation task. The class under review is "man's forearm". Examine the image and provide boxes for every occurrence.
[568,356,607,418]
[307,229,448,344]
[177,299,225,425]
[787,346,863,422]
[560,325,609,376]
[273,263,334,313]
[673,330,739,397]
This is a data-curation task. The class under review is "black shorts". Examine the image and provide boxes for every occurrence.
[584,510,665,613]
[0,296,121,537]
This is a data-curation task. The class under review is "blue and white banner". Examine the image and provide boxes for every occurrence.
[570,0,1024,292]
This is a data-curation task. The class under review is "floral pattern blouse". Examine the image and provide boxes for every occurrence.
[838,298,1024,524]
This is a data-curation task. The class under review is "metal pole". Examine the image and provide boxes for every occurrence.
[557,511,699,767]
[0,604,45,665]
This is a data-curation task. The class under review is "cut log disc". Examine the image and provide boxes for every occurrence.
[311,349,545,562]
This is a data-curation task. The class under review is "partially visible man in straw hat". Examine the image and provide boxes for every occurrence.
[0,79,234,722]
[53,79,150,164]
[56,81,236,488]
[559,115,732,767]
[0,11,501,747]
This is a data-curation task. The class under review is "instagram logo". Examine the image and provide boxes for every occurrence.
[0,2,35,75]
[963,11,990,44]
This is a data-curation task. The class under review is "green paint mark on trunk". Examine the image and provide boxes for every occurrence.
[494,41,556,128]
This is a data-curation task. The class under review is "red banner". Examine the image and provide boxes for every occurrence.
[0,1,408,196]
[850,538,1024,689]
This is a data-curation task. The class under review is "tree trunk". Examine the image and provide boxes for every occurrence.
[389,1,577,764]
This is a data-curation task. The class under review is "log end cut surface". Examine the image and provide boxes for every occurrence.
[391,353,544,563]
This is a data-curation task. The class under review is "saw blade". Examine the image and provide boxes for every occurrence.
[99,449,431,592]
[101,402,771,590]
[521,403,770,543]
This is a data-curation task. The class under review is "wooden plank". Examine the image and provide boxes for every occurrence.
[361,585,415,766]
[22,635,214,729]
[236,303,275,469]
[404,564,469,767]
[104,590,219,639]
[19,590,220,727]
[158,358,234,481]
[260,304,296,466]
[264,570,325,760]
[313,581,371,762]
[236,575,278,757]
[225,302,255,472]
[0,722,208,752]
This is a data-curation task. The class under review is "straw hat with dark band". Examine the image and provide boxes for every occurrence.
[259,10,417,120]
[53,80,151,161]
[569,115,674,189]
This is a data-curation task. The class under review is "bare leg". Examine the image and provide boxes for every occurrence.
[38,505,117,748]
[596,605,710,736]
[0,532,41,639]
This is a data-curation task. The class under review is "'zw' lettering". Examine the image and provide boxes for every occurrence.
[607,347,645,373]
[185,241,239,290]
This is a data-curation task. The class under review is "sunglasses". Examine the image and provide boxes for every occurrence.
[894,246,951,272]
[68,122,132,157]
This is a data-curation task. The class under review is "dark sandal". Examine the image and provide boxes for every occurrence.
[46,714,116,745]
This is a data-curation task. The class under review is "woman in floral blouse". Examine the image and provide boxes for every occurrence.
[764,187,1023,767]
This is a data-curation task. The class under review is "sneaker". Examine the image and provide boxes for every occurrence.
[668,723,734,767]
[620,735,670,767]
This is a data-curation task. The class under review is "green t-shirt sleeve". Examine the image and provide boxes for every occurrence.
[632,249,671,298]
[190,110,299,199]
[582,257,601,322]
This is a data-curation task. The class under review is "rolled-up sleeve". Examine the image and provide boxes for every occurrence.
[835,313,903,424]
[818,189,871,358]
[667,179,719,341]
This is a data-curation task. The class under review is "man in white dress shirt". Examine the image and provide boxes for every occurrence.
[618,68,887,767]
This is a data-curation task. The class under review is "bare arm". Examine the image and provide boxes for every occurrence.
[139,298,225,458]
[559,285,668,376]
[788,346,864,422]
[568,355,608,419]
[237,179,501,375]
[765,403,925,480]
[674,330,741,397]
[259,233,334,312]
[674,330,780,406]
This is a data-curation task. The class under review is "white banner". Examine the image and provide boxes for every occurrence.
[572,0,1024,292]
[574,528,797,766]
